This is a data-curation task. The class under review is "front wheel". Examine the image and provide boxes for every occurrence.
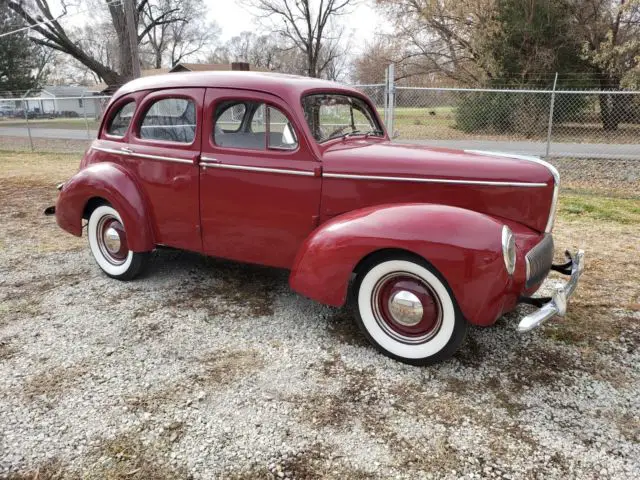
[87,205,149,280]
[354,255,467,365]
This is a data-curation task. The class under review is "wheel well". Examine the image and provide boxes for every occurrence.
[353,248,428,277]
[82,197,108,220]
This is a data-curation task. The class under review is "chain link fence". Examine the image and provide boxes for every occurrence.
[355,84,640,197]
[0,95,110,152]
[1,85,638,196]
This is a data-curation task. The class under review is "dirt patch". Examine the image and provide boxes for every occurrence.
[84,433,188,480]
[23,364,88,400]
[125,349,264,414]
[195,348,264,386]
[0,337,19,361]
[153,253,283,319]
[293,353,378,429]
[3,458,68,480]
[325,309,369,347]
[265,444,373,480]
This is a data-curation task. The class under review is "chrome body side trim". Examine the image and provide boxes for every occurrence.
[201,162,315,176]
[465,150,560,232]
[91,146,194,165]
[322,172,547,188]
[518,250,584,332]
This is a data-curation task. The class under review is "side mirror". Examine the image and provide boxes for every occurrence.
[392,130,400,139]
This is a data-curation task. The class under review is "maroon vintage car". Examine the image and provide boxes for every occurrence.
[47,72,584,365]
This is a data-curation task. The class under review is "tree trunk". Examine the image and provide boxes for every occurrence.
[598,74,621,131]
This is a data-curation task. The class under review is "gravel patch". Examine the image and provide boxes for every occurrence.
[0,165,639,479]
[1,244,638,479]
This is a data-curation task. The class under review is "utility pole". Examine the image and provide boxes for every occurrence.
[124,0,140,79]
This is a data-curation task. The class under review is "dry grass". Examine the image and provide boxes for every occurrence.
[544,198,640,348]
[0,136,90,153]
[0,151,85,263]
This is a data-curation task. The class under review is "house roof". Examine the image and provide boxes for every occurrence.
[169,62,270,73]
[40,85,92,97]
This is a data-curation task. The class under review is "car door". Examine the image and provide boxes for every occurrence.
[126,88,205,252]
[199,88,322,269]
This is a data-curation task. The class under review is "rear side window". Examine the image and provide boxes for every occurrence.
[106,101,135,137]
[139,97,196,143]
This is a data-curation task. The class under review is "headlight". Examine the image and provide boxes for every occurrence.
[502,225,516,275]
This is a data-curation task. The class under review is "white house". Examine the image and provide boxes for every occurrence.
[26,86,103,117]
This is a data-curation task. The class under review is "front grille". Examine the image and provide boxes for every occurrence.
[525,234,554,288]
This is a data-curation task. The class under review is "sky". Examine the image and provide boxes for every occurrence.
[209,0,385,52]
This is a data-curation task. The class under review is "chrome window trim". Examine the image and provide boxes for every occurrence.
[465,150,560,232]
[322,172,546,188]
[200,162,315,177]
[91,146,194,165]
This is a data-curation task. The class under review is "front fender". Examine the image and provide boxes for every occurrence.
[289,203,514,326]
[55,162,155,252]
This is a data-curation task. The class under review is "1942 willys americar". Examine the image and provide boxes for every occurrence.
[47,72,584,365]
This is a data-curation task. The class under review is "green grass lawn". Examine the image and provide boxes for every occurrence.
[559,191,640,224]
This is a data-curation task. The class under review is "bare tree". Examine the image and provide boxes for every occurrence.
[139,0,219,69]
[244,0,355,78]
[6,0,189,87]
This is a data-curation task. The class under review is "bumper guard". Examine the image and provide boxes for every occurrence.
[517,250,585,332]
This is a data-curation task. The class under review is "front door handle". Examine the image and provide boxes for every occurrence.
[120,147,133,154]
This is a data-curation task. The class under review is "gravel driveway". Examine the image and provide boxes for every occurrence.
[1,154,639,479]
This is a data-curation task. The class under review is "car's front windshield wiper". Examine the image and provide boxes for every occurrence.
[342,128,384,139]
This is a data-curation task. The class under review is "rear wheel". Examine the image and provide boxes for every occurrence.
[87,205,149,280]
[354,254,467,365]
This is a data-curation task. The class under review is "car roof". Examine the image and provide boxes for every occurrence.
[112,71,362,102]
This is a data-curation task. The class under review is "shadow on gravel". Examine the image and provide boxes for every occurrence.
[130,248,290,319]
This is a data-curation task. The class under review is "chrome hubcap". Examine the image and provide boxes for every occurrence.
[371,272,443,344]
[104,227,121,254]
[388,290,423,326]
[96,215,128,265]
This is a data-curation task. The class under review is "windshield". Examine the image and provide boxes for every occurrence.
[302,93,383,143]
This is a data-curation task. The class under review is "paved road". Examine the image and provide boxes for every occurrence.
[1,126,638,159]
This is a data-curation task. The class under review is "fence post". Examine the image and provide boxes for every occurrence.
[385,64,396,135]
[384,67,389,126]
[545,72,558,158]
[21,91,34,151]
[82,93,90,139]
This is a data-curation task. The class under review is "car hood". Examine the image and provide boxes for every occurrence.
[321,141,554,185]
[320,140,558,232]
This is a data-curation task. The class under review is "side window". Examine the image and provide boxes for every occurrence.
[268,106,297,150]
[216,102,246,133]
[213,100,297,151]
[106,101,135,137]
[139,97,195,143]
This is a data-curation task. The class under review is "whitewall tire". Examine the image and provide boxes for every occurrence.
[354,254,467,365]
[87,205,149,280]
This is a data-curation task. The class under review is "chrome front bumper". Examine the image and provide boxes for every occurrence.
[517,250,585,332]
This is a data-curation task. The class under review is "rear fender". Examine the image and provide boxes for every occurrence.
[55,162,155,252]
[289,203,513,326]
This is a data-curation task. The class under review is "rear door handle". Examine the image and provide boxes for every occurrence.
[120,147,133,154]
